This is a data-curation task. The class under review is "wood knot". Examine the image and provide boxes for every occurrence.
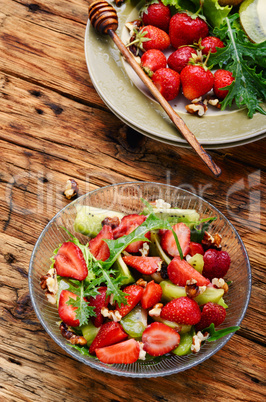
[88,0,118,34]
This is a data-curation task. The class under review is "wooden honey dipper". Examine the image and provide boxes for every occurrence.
[88,0,222,177]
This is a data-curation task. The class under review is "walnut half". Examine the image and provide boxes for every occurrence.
[59,322,87,345]
[186,100,208,117]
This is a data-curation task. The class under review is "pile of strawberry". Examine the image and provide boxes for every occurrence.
[127,1,234,105]
[52,211,232,365]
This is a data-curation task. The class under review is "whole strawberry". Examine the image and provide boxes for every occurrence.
[141,49,167,77]
[195,302,226,332]
[180,65,214,100]
[167,46,197,73]
[152,68,180,101]
[201,36,225,55]
[136,25,170,51]
[169,12,208,49]
[214,69,235,100]
[160,296,201,325]
[203,249,231,280]
[141,0,171,32]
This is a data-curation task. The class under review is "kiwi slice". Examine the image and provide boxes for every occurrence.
[113,254,135,285]
[81,321,100,346]
[74,205,124,237]
[195,287,224,305]
[172,329,195,356]
[240,0,266,43]
[160,280,187,301]
[120,305,147,338]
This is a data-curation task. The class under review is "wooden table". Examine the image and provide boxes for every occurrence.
[1,1,265,401]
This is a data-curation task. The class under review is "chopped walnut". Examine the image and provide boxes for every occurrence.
[40,268,58,305]
[101,216,120,229]
[59,322,87,346]
[186,101,208,117]
[64,179,79,200]
[212,278,229,294]
[202,232,222,250]
[185,279,206,298]
[101,307,122,322]
[136,278,147,288]
[205,95,221,109]
[191,331,209,353]
[138,342,147,360]
[139,242,149,257]
[149,303,163,317]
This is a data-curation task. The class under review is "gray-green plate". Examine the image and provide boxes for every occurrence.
[84,1,266,148]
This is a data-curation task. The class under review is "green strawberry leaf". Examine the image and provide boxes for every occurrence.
[205,323,240,341]
[209,14,266,118]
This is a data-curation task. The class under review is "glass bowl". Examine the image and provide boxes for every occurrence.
[29,182,251,377]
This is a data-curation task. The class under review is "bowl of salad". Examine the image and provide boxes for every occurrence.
[29,182,251,377]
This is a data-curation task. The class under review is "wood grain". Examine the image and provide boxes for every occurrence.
[0,0,266,401]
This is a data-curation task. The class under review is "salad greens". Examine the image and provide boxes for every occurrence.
[209,14,266,117]
[205,323,240,341]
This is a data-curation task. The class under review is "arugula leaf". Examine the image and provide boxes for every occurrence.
[205,323,240,341]
[209,14,266,118]
[190,216,217,243]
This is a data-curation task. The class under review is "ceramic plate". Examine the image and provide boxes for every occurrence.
[84,1,266,148]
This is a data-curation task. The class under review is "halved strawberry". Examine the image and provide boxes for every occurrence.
[113,214,150,253]
[115,284,144,317]
[88,286,110,328]
[122,256,162,275]
[89,321,128,354]
[89,225,113,261]
[160,222,190,257]
[54,242,88,281]
[160,296,201,325]
[95,338,140,364]
[142,322,180,356]
[195,302,226,332]
[141,280,163,309]
[189,242,204,256]
[167,257,210,287]
[58,290,80,327]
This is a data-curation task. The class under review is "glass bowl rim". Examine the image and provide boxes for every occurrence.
[28,181,252,377]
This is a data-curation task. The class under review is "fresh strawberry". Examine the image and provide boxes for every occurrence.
[167,46,197,73]
[113,214,150,253]
[136,25,170,51]
[89,321,128,354]
[160,296,201,325]
[89,225,113,261]
[95,338,140,364]
[169,12,208,49]
[203,249,231,280]
[195,302,226,331]
[201,36,224,55]
[54,242,88,281]
[122,256,162,275]
[115,284,144,317]
[180,65,214,100]
[152,68,180,101]
[58,290,80,327]
[160,222,190,257]
[141,280,163,309]
[113,214,146,238]
[88,286,110,328]
[141,49,167,77]
[167,257,210,287]
[189,242,204,256]
[142,322,180,356]
[213,69,235,100]
[141,0,171,32]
